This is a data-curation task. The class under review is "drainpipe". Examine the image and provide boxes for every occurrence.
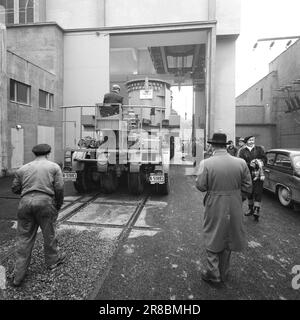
[0,23,8,176]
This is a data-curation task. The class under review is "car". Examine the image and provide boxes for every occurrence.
[263,148,300,208]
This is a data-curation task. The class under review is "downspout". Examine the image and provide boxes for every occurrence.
[0,23,8,176]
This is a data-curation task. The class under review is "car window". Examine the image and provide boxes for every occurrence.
[266,152,276,165]
[274,154,292,169]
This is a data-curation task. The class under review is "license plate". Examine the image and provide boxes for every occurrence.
[63,172,77,181]
[149,173,165,184]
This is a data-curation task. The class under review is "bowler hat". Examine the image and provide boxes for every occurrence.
[207,133,229,145]
[244,135,254,143]
[32,144,51,156]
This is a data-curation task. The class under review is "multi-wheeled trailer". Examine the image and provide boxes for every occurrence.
[63,103,170,195]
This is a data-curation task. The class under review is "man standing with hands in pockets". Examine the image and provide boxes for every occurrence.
[196,133,252,283]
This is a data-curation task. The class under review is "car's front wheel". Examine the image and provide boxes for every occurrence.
[277,186,292,207]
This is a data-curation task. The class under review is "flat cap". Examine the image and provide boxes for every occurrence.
[32,144,51,156]
[112,84,120,91]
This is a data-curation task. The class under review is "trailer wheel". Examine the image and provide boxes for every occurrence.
[155,173,170,195]
[99,171,118,194]
[128,171,144,195]
[73,170,91,193]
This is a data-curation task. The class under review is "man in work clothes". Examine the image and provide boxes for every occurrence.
[236,137,245,157]
[196,133,252,283]
[11,144,65,286]
[103,84,124,104]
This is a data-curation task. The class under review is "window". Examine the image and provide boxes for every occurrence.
[19,0,34,24]
[0,0,34,24]
[10,79,31,105]
[260,88,263,101]
[0,0,14,24]
[274,154,292,169]
[39,89,54,110]
[266,152,276,165]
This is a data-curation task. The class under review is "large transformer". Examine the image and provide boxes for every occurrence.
[64,78,179,195]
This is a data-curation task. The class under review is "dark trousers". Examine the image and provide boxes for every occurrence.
[206,249,232,281]
[248,180,264,206]
[13,192,59,282]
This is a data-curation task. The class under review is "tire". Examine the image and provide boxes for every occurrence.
[128,172,144,195]
[155,173,170,195]
[73,170,91,193]
[277,186,292,207]
[99,171,118,194]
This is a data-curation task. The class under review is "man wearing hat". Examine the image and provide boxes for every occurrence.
[226,140,238,156]
[103,84,124,104]
[238,136,267,221]
[196,133,252,283]
[236,137,246,157]
[10,144,65,286]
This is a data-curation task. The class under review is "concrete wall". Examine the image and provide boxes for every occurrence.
[6,50,61,168]
[214,37,236,141]
[236,124,276,150]
[236,71,277,123]
[5,24,64,166]
[236,41,300,150]
[269,40,300,86]
[236,105,265,124]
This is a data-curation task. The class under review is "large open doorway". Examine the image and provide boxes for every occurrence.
[109,28,210,165]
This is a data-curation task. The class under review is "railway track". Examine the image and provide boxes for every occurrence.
[0,191,153,268]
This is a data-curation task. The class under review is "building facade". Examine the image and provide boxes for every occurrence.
[0,23,64,176]
[236,39,300,150]
[0,0,241,175]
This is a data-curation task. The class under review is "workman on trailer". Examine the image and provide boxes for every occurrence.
[103,84,124,104]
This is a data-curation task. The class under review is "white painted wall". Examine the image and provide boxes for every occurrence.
[105,0,209,26]
[45,0,240,37]
[63,32,109,144]
[46,0,104,29]
[214,38,236,140]
[216,0,241,35]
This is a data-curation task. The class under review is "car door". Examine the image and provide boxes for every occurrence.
[264,152,277,191]
[291,154,300,203]
[272,153,294,193]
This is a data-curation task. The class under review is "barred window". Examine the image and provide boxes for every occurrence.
[39,89,54,110]
[10,79,31,105]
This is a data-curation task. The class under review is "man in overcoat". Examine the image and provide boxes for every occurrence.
[196,133,252,283]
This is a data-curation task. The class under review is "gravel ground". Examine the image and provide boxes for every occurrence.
[1,225,118,300]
